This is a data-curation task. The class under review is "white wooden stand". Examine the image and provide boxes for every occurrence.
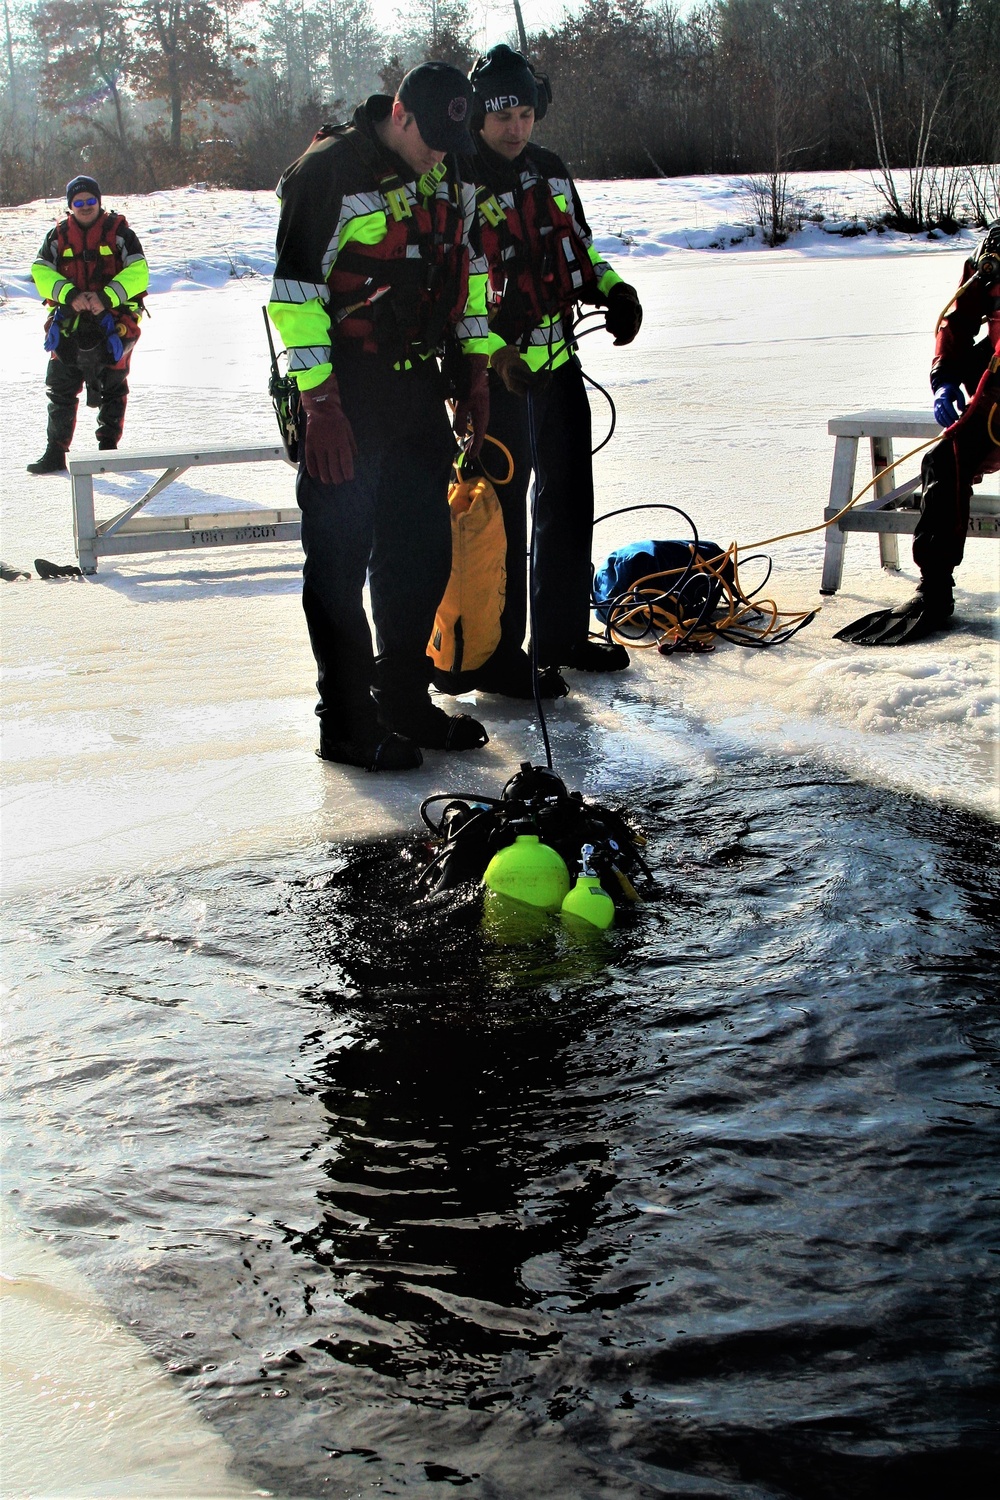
[819,410,1000,594]
[69,443,299,574]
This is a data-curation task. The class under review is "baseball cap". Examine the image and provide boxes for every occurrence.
[397,62,476,155]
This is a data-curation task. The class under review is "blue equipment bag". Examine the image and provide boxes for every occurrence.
[593,539,731,628]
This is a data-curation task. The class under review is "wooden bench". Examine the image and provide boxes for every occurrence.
[819,410,1000,594]
[70,443,300,574]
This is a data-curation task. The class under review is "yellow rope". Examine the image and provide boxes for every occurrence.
[934,272,979,334]
[602,429,950,651]
[743,433,941,550]
[479,434,515,486]
[604,545,815,652]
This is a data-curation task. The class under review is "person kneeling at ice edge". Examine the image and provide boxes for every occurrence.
[836,219,1000,648]
[269,63,493,770]
[431,44,642,702]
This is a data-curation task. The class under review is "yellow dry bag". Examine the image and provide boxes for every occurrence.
[428,459,508,676]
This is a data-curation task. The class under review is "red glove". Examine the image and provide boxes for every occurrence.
[452,354,489,459]
[299,373,358,486]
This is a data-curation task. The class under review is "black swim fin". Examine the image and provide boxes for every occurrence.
[834,592,953,646]
[34,557,83,580]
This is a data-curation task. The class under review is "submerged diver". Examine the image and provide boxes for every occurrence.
[837,220,1000,646]
[433,44,643,700]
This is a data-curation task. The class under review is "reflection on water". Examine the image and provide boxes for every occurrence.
[3,753,998,1499]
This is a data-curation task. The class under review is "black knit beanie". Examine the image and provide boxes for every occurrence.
[66,175,101,205]
[469,45,549,122]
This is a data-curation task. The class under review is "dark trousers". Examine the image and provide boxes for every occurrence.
[485,357,595,665]
[914,359,1000,581]
[297,355,455,749]
[45,345,132,451]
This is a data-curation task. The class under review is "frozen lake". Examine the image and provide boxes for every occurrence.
[1,179,998,1496]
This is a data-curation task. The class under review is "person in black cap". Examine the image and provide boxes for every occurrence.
[835,220,1000,646]
[28,175,149,473]
[268,62,495,771]
[431,44,643,702]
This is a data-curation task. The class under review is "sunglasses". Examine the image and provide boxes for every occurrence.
[71,196,99,208]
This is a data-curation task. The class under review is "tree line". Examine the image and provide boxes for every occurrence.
[1,1,997,213]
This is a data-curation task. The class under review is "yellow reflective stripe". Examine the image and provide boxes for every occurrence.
[296,362,333,392]
[270,299,329,358]
[593,247,622,298]
[32,261,63,302]
[523,341,572,373]
[339,209,388,249]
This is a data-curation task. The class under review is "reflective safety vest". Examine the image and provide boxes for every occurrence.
[316,123,471,361]
[54,210,128,296]
[477,173,598,348]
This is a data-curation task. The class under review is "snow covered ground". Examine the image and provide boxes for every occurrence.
[1,172,997,905]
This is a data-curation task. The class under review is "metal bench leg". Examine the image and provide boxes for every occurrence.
[820,435,858,594]
[72,473,98,574]
[872,434,900,571]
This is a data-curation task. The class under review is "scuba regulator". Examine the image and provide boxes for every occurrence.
[973,221,1000,287]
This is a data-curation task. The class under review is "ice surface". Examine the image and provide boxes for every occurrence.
[1,177,997,902]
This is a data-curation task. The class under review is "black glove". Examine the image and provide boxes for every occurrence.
[605,283,642,346]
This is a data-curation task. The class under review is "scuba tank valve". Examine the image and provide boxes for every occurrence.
[560,844,616,930]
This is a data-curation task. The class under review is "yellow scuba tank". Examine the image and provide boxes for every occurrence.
[561,844,615,930]
[482,833,570,913]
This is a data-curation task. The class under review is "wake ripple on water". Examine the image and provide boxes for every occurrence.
[2,753,998,1499]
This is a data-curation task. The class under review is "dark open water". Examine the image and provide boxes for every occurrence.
[3,751,998,1499]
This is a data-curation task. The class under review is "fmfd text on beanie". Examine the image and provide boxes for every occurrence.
[469,45,548,120]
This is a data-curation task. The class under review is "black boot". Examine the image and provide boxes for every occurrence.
[318,728,423,771]
[559,639,630,672]
[468,649,569,700]
[26,447,67,475]
[382,702,490,752]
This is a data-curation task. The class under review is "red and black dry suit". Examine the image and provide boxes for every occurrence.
[920,249,1000,585]
[31,209,148,451]
[268,97,489,751]
[437,138,625,687]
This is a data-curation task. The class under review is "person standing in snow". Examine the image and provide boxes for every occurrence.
[27,176,149,474]
[432,44,643,701]
[268,63,494,770]
[837,219,1000,646]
